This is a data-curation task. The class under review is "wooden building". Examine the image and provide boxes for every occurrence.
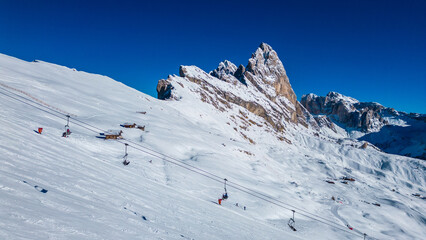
[103,130,123,140]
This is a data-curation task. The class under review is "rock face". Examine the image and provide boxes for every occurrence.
[210,60,239,84]
[156,79,173,100]
[245,43,297,105]
[301,92,387,132]
[156,43,313,136]
[301,92,426,160]
[233,64,246,85]
[210,60,248,86]
[244,43,307,125]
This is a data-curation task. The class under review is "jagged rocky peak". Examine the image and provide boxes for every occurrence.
[245,42,297,106]
[325,91,359,105]
[210,60,247,85]
[156,43,311,132]
[210,60,238,84]
[301,92,387,132]
[212,60,237,76]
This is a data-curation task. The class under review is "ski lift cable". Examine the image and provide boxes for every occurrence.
[0,86,102,131]
[0,88,371,239]
[225,183,360,237]
[119,136,348,229]
[0,88,368,238]
[227,179,335,225]
[0,87,116,135]
[0,88,367,238]
[0,83,77,117]
[119,141,223,182]
[119,141,362,237]
[0,90,108,137]
[0,90,68,121]
[0,87,225,189]
[120,137,361,236]
[113,133,367,235]
[0,86,229,180]
[0,83,362,231]
[0,79,232,198]
[113,137,345,229]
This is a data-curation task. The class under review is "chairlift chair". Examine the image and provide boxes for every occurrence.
[122,143,130,166]
[222,192,228,200]
[288,210,297,231]
[122,154,130,165]
[222,178,228,200]
[63,115,71,137]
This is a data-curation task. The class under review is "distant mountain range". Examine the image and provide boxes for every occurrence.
[301,92,426,160]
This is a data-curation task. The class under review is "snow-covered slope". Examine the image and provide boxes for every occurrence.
[0,52,425,240]
[360,114,426,159]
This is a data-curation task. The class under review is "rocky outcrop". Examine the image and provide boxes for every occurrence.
[156,43,312,133]
[301,93,326,115]
[244,43,308,125]
[245,43,297,107]
[156,79,173,100]
[302,92,426,159]
[210,60,247,86]
[234,64,246,85]
[301,92,388,132]
[313,115,336,132]
[210,60,238,84]
[179,65,280,131]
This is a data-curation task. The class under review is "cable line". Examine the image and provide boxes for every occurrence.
[0,86,375,239]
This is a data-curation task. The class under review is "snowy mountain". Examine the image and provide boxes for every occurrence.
[157,43,313,141]
[0,45,425,240]
[301,92,426,160]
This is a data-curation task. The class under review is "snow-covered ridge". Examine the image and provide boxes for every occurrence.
[1,52,425,240]
[209,60,239,84]
[157,43,313,137]
[301,91,426,160]
[325,91,360,105]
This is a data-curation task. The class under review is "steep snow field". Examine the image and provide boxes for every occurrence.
[0,54,425,239]
[360,116,426,160]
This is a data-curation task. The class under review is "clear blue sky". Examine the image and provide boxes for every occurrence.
[1,0,425,113]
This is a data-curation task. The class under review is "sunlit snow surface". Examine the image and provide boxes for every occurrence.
[0,54,425,240]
